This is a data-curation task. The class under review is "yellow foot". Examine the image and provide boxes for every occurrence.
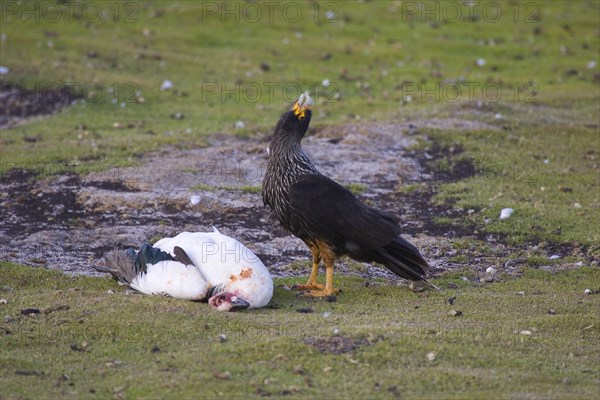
[303,288,340,298]
[292,283,325,291]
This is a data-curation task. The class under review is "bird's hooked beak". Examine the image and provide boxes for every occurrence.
[292,91,313,120]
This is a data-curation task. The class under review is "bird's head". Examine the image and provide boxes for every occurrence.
[208,292,251,312]
[271,92,313,144]
[291,91,312,122]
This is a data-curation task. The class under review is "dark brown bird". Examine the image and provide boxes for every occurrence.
[263,92,437,297]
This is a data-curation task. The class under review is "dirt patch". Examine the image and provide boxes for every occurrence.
[1,118,590,278]
[0,81,80,128]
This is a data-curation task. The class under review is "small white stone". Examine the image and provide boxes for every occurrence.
[322,311,331,318]
[584,289,592,295]
[326,10,336,19]
[322,79,330,88]
[549,255,560,260]
[574,202,582,209]
[517,291,525,296]
[520,330,532,336]
[494,113,502,119]
[587,60,597,69]
[499,208,514,220]
[544,159,549,164]
[190,195,201,205]
[235,120,245,129]
[0,299,7,304]
[160,80,173,90]
[476,58,486,66]
[0,66,8,75]
[426,352,436,361]
[333,327,340,335]
[485,267,496,275]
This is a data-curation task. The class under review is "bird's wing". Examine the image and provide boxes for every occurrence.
[288,175,401,249]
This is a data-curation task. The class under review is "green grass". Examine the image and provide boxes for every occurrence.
[425,102,600,245]
[344,183,368,195]
[1,262,599,399]
[2,0,598,169]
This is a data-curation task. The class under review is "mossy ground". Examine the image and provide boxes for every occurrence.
[1,262,599,399]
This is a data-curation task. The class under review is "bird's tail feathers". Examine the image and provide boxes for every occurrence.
[378,237,439,290]
[97,248,139,285]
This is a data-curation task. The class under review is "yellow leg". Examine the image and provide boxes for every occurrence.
[293,246,324,291]
[304,256,340,297]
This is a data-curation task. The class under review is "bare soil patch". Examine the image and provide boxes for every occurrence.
[0,81,80,128]
[1,118,586,279]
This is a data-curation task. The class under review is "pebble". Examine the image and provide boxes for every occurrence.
[160,80,173,90]
[574,202,582,208]
[4,315,13,322]
[448,309,463,317]
[213,371,231,380]
[584,289,591,295]
[190,195,201,205]
[0,66,9,75]
[547,309,556,315]
[217,334,227,343]
[322,79,330,87]
[235,120,245,129]
[333,327,340,335]
[499,208,514,220]
[587,60,597,69]
[476,58,486,66]
[549,255,561,260]
[426,352,436,361]
[322,311,331,318]
[520,330,532,336]
[0,299,7,304]
[481,266,496,282]
[517,291,525,296]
